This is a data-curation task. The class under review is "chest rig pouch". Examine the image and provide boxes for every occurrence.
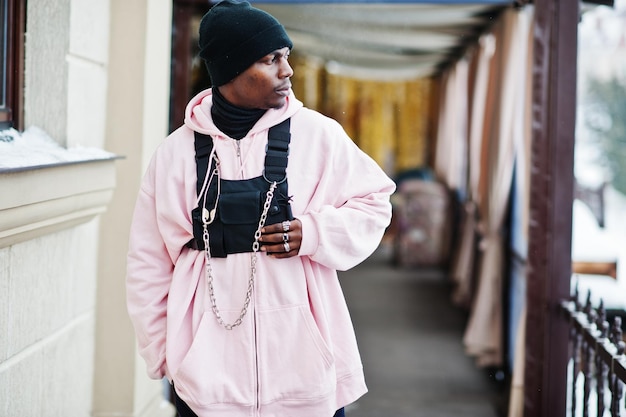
[186,118,294,257]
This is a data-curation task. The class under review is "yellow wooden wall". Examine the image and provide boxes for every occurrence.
[291,54,433,176]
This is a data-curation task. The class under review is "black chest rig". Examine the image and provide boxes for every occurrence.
[186,118,294,257]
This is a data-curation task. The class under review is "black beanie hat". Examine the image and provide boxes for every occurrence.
[198,0,293,86]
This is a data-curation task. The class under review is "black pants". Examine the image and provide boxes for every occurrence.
[172,385,345,417]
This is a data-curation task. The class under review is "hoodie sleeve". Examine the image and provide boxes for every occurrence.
[125,159,173,380]
[295,118,396,271]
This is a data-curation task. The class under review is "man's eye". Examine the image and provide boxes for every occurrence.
[265,53,288,64]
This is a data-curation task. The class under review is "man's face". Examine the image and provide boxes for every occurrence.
[219,47,293,110]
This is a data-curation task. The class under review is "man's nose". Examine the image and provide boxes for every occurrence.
[280,58,293,78]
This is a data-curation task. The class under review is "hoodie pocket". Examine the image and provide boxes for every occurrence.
[173,312,255,407]
[257,305,336,404]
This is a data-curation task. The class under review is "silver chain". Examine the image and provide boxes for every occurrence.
[203,181,278,330]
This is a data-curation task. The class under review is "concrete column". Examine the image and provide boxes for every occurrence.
[94,1,174,416]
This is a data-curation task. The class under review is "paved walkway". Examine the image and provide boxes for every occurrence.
[338,246,507,417]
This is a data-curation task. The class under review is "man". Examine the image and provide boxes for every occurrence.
[126,1,395,416]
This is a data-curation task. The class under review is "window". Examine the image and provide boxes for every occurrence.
[0,0,25,131]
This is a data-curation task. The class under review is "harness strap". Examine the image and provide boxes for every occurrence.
[263,118,291,183]
[194,133,215,196]
[192,118,291,191]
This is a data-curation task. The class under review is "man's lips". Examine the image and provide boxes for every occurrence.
[276,84,291,96]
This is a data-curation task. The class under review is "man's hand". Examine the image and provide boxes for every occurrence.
[259,219,302,258]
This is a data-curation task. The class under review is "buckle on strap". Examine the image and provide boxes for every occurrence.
[263,169,287,184]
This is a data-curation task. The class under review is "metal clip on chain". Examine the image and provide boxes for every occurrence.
[203,181,278,330]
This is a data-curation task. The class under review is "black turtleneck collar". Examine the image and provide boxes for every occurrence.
[211,87,266,140]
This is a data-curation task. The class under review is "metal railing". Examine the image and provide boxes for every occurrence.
[562,286,626,416]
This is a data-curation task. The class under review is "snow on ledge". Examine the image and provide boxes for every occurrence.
[0,127,116,171]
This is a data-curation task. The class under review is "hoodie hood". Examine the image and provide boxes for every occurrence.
[184,87,303,138]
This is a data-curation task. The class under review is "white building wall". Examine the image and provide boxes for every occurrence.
[0,0,174,415]
[0,223,98,417]
[23,0,71,144]
[0,0,109,414]
[67,0,110,149]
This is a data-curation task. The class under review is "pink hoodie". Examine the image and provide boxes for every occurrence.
[126,88,395,417]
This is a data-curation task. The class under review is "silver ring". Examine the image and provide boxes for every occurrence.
[282,220,291,232]
[283,242,290,252]
[282,233,289,242]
